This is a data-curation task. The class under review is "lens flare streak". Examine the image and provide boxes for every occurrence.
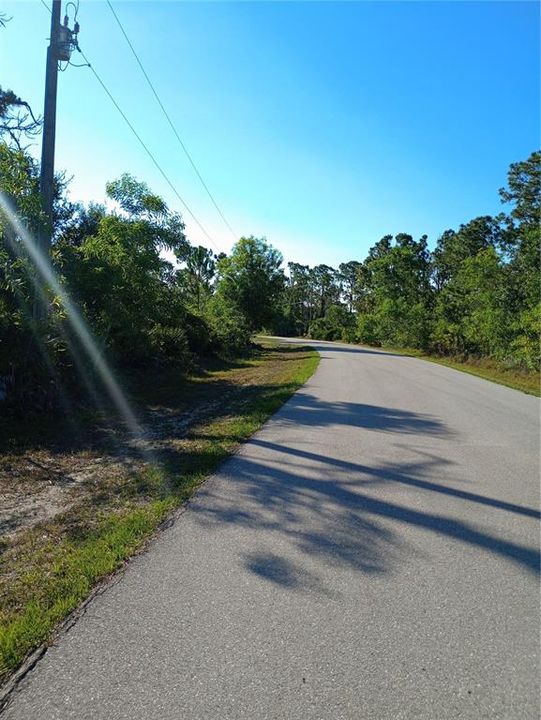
[0,192,150,451]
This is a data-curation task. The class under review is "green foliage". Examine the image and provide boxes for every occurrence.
[509,302,541,371]
[106,173,168,219]
[206,294,252,356]
[432,217,504,290]
[432,247,510,357]
[1,143,260,412]
[178,245,216,312]
[216,236,285,331]
[284,262,312,335]
[285,262,342,335]
[1,132,539,417]
[56,212,184,365]
[339,260,362,312]
[309,304,356,342]
[352,233,433,349]
[282,151,540,373]
[0,143,73,411]
[499,150,541,226]
[357,313,380,346]
[0,141,41,226]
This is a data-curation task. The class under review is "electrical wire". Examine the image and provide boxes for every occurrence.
[38,0,222,252]
[64,0,79,23]
[77,48,221,252]
[106,0,238,240]
[39,0,51,17]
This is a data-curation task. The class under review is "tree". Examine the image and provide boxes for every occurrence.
[339,260,362,312]
[498,150,541,368]
[0,88,41,150]
[432,217,504,290]
[432,247,509,357]
[60,203,107,248]
[215,236,285,330]
[357,234,432,348]
[309,304,356,342]
[105,173,188,257]
[284,262,311,335]
[498,151,540,309]
[367,234,392,260]
[499,151,541,226]
[55,176,195,366]
[310,264,340,318]
[106,174,167,219]
[179,245,215,311]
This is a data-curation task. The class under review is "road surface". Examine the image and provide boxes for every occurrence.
[4,340,540,719]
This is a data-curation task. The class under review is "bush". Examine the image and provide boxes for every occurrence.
[148,324,192,368]
[207,297,252,357]
[182,311,212,358]
[308,317,332,340]
[357,313,380,346]
[308,305,356,341]
[508,303,541,371]
[340,327,357,343]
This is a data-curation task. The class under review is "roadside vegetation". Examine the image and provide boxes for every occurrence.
[374,347,539,396]
[1,85,539,414]
[279,152,540,393]
[0,342,318,683]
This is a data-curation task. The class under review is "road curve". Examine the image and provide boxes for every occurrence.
[4,340,540,719]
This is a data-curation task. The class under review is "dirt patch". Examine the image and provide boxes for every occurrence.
[0,344,307,542]
[0,453,129,538]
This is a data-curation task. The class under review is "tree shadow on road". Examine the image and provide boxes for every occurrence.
[189,396,540,594]
[273,391,449,434]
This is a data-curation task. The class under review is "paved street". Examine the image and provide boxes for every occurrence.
[4,340,540,719]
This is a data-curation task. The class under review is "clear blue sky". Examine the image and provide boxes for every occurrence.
[2,1,539,267]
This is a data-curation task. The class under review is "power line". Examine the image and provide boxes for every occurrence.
[78,48,221,252]
[38,0,221,253]
[106,0,238,240]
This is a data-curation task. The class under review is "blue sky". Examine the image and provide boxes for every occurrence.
[1,1,539,267]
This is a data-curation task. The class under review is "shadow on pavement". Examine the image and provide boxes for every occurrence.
[191,395,540,593]
[276,392,448,434]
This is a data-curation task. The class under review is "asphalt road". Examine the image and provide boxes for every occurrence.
[4,340,540,719]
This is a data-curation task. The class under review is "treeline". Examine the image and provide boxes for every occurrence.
[0,85,539,412]
[0,81,293,411]
[278,152,540,372]
[0,158,255,409]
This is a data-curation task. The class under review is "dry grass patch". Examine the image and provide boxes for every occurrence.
[387,348,540,396]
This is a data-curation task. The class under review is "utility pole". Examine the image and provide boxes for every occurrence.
[35,0,79,319]
[38,0,61,258]
[34,0,61,320]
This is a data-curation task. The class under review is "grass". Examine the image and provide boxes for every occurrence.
[379,346,540,396]
[268,335,538,397]
[0,343,319,684]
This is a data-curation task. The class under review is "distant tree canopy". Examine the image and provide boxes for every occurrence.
[279,151,540,371]
[0,90,539,414]
[215,236,284,331]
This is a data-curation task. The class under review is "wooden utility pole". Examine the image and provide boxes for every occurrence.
[34,0,61,319]
[39,0,61,256]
